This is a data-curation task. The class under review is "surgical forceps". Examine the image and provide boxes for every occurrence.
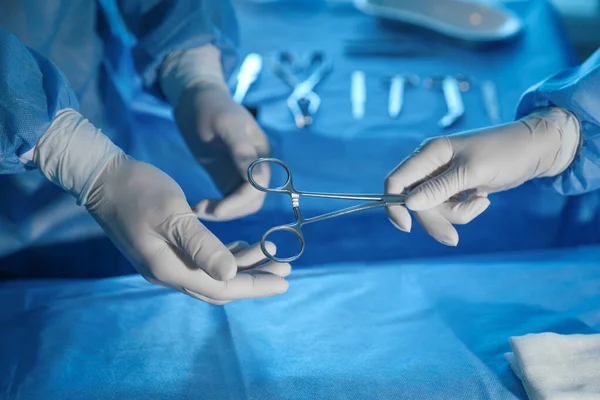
[248,158,407,263]
[272,52,332,128]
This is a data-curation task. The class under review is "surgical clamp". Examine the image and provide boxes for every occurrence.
[248,158,407,263]
[272,52,332,128]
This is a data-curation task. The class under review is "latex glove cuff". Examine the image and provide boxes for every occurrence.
[522,107,581,178]
[33,109,123,205]
[159,44,228,108]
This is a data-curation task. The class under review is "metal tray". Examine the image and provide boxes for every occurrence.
[354,0,524,42]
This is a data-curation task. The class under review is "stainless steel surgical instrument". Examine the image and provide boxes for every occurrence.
[387,74,419,118]
[232,53,263,104]
[481,80,500,124]
[424,75,469,129]
[354,0,523,43]
[351,70,366,120]
[248,158,407,263]
[272,52,332,128]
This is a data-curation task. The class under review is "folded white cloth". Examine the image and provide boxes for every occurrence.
[506,333,600,400]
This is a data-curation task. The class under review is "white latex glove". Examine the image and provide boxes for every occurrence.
[34,110,289,304]
[160,45,271,222]
[385,107,580,246]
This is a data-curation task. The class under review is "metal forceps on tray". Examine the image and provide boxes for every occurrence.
[272,51,332,128]
[248,158,407,263]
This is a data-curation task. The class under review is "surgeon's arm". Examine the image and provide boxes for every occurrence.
[116,0,272,222]
[0,27,78,174]
[0,28,288,303]
[516,49,600,196]
[115,0,239,94]
[383,50,600,244]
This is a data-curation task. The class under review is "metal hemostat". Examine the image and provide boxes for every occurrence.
[248,158,407,263]
[424,75,470,129]
[385,74,420,119]
[272,51,332,128]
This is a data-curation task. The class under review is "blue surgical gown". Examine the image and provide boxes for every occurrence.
[0,0,238,264]
[0,0,238,173]
[517,48,600,196]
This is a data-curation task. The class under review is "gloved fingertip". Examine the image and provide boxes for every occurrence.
[211,189,260,219]
[424,220,459,247]
[442,237,459,247]
[206,251,238,281]
[465,197,491,223]
[210,205,228,219]
[477,197,491,214]
[227,241,249,254]
[251,162,268,180]
[387,206,412,232]
[404,192,432,211]
[220,261,238,281]
[280,264,292,278]
[216,267,237,282]
[390,217,411,233]
[264,241,277,256]
[261,278,289,296]
[275,279,290,295]
[193,200,216,218]
[439,232,459,247]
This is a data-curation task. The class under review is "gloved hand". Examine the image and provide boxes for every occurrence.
[160,45,271,222]
[35,110,289,304]
[385,107,580,246]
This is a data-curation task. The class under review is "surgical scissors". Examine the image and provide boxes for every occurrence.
[248,158,407,263]
[272,51,332,128]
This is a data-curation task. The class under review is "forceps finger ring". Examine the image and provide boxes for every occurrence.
[248,158,306,263]
[260,224,306,263]
[248,157,293,193]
